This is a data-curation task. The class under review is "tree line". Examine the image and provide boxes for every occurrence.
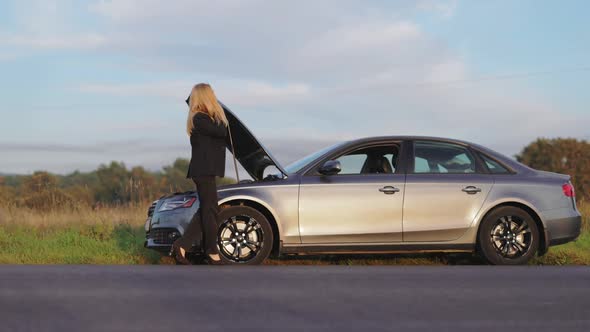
[0,138,588,210]
[516,138,589,201]
[0,159,235,210]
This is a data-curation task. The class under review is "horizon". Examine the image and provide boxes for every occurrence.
[4,135,590,178]
[1,135,588,177]
[1,1,589,174]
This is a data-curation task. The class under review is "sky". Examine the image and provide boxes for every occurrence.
[0,0,589,175]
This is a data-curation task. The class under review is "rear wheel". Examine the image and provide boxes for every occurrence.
[477,206,539,265]
[216,206,273,265]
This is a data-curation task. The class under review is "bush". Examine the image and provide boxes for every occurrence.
[517,138,590,200]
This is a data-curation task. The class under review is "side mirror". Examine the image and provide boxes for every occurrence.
[319,160,341,176]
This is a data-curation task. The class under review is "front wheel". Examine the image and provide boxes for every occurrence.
[216,206,273,265]
[477,206,539,265]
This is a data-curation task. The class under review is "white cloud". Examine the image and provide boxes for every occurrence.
[289,20,429,81]
[300,21,421,57]
[416,0,458,18]
[77,79,312,108]
[78,81,190,98]
[2,0,107,51]
[0,33,107,50]
[103,121,170,132]
[90,0,248,21]
[218,80,312,108]
[422,60,468,83]
[11,0,63,34]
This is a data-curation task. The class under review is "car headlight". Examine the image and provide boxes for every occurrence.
[158,196,197,212]
[144,217,151,233]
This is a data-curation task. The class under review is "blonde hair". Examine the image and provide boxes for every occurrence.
[186,83,228,135]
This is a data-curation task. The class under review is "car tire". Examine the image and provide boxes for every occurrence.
[477,206,540,265]
[215,206,273,265]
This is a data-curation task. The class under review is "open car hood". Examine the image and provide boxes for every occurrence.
[221,103,287,181]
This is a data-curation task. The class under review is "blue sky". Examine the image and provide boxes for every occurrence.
[0,0,589,174]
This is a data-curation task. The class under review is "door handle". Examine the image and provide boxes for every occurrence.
[379,186,400,195]
[462,186,482,194]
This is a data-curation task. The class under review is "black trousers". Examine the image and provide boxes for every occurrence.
[175,175,219,255]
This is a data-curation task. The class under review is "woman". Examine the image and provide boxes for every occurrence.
[170,83,228,265]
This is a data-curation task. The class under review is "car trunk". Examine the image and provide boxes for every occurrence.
[534,170,571,182]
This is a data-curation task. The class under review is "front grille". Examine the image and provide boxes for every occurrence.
[148,228,180,245]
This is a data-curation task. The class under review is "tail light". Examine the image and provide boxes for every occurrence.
[158,196,197,212]
[562,183,575,198]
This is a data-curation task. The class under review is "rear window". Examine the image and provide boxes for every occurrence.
[480,154,511,174]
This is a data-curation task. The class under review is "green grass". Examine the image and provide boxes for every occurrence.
[0,224,163,264]
[0,202,587,265]
[0,204,167,264]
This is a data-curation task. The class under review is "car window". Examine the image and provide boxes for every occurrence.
[284,142,345,174]
[332,145,398,175]
[413,141,476,174]
[414,157,430,173]
[384,154,395,167]
[337,154,368,174]
[480,154,511,174]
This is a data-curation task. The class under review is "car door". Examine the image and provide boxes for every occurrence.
[298,143,406,243]
[403,140,494,242]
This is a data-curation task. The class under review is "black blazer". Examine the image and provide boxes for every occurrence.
[186,112,228,178]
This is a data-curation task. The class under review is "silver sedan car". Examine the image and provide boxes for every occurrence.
[145,104,582,265]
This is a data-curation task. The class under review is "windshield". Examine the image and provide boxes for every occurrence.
[284,142,344,174]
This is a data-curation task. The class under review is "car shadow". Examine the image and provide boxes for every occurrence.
[265,253,486,266]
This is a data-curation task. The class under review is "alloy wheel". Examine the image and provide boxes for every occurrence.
[217,215,265,263]
[490,215,532,259]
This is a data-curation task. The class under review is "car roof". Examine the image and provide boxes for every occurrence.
[344,135,474,146]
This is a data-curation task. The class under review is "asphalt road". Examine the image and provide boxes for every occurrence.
[0,265,589,332]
